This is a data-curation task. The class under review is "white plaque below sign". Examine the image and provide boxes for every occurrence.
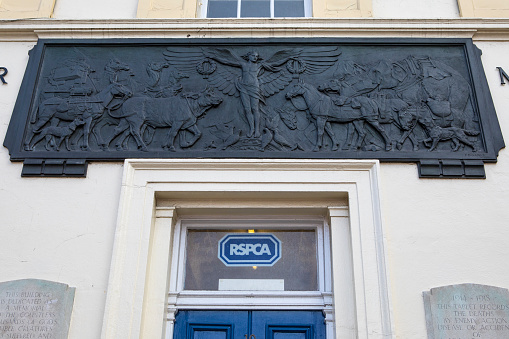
[423,284,509,339]
[0,279,75,339]
[218,279,284,291]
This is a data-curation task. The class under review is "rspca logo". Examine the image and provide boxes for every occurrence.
[218,234,282,266]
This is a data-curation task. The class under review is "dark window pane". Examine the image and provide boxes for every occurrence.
[240,0,270,17]
[208,0,237,18]
[274,0,304,17]
[185,229,318,291]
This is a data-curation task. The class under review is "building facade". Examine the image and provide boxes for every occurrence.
[1,0,509,338]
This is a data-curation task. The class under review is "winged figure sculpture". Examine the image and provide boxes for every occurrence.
[164,46,341,138]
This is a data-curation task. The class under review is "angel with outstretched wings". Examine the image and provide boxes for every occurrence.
[164,46,340,138]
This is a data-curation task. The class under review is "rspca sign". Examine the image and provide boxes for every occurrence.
[218,234,282,266]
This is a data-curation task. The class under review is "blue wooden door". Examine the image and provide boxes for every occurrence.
[174,310,325,339]
[173,310,248,339]
[252,311,325,339]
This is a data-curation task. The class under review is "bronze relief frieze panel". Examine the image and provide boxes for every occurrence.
[3,39,504,177]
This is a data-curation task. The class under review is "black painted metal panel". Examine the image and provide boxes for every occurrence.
[3,38,504,177]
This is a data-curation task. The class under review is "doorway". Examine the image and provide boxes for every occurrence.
[168,215,332,338]
[101,159,393,339]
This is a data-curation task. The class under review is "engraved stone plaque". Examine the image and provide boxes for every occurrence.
[424,284,509,339]
[0,279,75,339]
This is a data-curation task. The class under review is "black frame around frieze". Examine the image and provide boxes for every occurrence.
[3,38,504,177]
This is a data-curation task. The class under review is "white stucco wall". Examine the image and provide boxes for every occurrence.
[52,0,138,19]
[50,0,463,20]
[372,0,460,19]
[0,42,124,339]
[381,40,509,338]
[1,4,509,338]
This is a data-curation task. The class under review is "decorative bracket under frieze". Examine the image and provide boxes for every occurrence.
[418,159,486,179]
[3,38,504,178]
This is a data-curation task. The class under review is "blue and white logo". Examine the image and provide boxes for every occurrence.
[218,233,282,266]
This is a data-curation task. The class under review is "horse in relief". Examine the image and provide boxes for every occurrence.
[285,82,393,151]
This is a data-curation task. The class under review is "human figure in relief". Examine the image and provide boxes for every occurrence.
[206,50,271,138]
[163,46,341,140]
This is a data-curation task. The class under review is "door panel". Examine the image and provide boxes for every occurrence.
[173,310,247,339]
[190,326,232,339]
[268,326,311,339]
[272,333,308,339]
[174,310,325,339]
[253,311,324,339]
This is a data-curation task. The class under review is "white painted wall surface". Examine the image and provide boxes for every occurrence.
[1,20,509,339]
[372,0,460,18]
[0,42,124,339]
[49,0,462,19]
[52,0,138,19]
[381,41,509,338]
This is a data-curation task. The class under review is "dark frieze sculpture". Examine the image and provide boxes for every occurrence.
[18,47,483,153]
[3,39,504,177]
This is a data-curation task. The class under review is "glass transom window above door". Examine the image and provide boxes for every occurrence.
[173,217,330,294]
[205,0,311,18]
[185,229,317,291]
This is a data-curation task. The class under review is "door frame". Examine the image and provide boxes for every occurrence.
[100,159,394,339]
[169,215,333,335]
